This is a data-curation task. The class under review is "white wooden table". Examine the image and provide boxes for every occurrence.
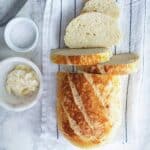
[0,0,150,150]
[0,0,45,150]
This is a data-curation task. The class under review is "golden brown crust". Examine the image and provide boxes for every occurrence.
[51,54,109,65]
[57,74,100,147]
[57,72,121,148]
[50,49,112,66]
[78,53,139,75]
[79,63,138,75]
[57,99,99,148]
[59,73,93,137]
[103,62,138,74]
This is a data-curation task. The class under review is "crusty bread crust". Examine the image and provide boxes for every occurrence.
[51,48,112,65]
[82,0,120,19]
[78,53,139,75]
[57,99,99,148]
[57,72,121,148]
[64,12,121,48]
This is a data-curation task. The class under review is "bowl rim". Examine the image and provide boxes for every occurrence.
[4,17,39,53]
[0,57,43,112]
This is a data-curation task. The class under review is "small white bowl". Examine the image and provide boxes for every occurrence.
[4,17,39,53]
[0,57,43,111]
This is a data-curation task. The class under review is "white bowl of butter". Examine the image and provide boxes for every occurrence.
[0,57,43,111]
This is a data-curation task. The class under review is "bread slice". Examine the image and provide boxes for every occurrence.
[50,48,112,65]
[64,12,121,48]
[57,72,121,148]
[78,53,139,75]
[82,0,120,19]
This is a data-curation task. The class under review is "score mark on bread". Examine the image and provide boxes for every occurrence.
[57,72,121,148]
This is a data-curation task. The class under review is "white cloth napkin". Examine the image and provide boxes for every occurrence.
[41,0,147,149]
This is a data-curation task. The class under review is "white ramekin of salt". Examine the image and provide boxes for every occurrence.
[4,17,39,52]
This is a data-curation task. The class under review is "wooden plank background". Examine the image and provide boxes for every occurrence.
[42,0,150,149]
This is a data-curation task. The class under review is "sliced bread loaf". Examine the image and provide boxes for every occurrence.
[82,0,120,19]
[50,48,112,65]
[64,12,121,48]
[78,53,139,75]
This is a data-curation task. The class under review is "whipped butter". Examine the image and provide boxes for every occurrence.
[6,64,39,97]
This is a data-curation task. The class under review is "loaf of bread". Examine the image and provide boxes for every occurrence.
[50,48,112,65]
[77,53,139,75]
[82,0,120,19]
[64,12,121,48]
[57,72,121,148]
